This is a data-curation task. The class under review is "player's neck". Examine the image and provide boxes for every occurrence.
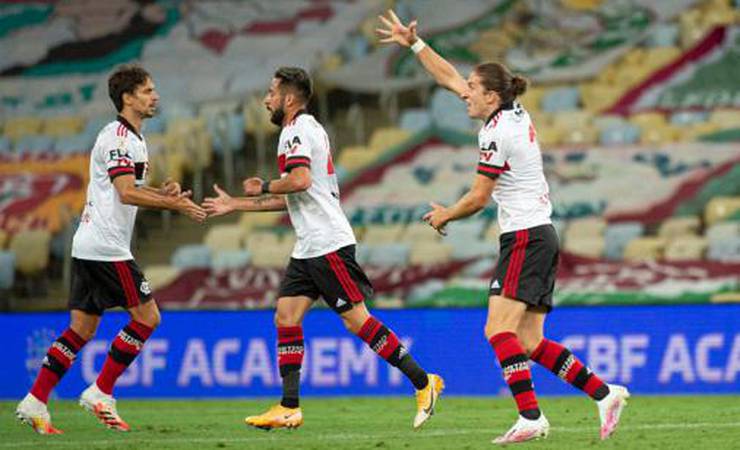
[281,106,306,127]
[118,110,143,135]
[482,101,500,123]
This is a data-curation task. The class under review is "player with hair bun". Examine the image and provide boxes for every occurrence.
[378,10,630,445]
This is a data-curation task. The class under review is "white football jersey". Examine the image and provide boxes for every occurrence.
[278,112,356,258]
[72,117,148,261]
[476,102,552,234]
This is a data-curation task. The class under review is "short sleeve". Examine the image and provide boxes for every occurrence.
[104,137,135,181]
[283,127,312,172]
[477,133,509,179]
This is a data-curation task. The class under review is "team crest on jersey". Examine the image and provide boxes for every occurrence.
[140,281,151,295]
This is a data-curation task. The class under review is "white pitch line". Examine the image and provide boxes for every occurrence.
[1,422,739,448]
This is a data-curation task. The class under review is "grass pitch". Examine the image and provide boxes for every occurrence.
[1,396,739,449]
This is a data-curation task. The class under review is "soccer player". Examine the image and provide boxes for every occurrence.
[377,11,630,444]
[15,65,207,434]
[203,67,444,431]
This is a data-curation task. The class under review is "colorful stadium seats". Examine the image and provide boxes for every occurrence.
[9,229,51,276]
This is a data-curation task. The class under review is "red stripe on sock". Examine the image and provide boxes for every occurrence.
[513,390,539,411]
[47,347,73,369]
[358,317,381,343]
[61,329,86,350]
[96,321,149,395]
[530,339,559,369]
[30,368,58,404]
[279,354,304,366]
[565,359,586,384]
[488,332,519,361]
[531,338,607,400]
[128,320,154,340]
[377,330,400,359]
[490,332,540,415]
[278,326,303,344]
[583,373,605,397]
[30,329,88,404]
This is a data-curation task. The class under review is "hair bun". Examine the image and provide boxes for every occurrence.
[510,75,528,97]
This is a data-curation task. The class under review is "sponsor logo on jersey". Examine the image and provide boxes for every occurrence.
[336,298,347,307]
[481,141,497,152]
[491,280,501,289]
[140,281,151,295]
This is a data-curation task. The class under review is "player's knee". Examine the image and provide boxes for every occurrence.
[136,305,161,329]
[274,310,300,327]
[484,321,517,341]
[518,333,543,356]
[72,325,97,342]
[342,315,363,335]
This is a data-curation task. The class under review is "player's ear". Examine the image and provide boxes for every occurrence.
[284,91,296,108]
[122,91,134,108]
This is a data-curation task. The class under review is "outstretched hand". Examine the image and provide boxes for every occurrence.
[202,184,235,217]
[422,201,449,236]
[376,9,418,47]
[178,197,207,223]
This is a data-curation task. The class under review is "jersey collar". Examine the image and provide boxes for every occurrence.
[484,101,514,127]
[285,109,307,127]
[116,115,143,141]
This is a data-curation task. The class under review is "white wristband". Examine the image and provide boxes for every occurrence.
[410,39,426,54]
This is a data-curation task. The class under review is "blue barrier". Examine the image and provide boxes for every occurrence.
[2,305,738,399]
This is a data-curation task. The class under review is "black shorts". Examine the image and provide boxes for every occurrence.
[68,258,153,315]
[278,245,374,314]
[489,224,559,312]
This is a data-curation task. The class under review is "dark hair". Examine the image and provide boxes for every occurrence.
[108,64,151,112]
[274,67,313,103]
[474,62,528,104]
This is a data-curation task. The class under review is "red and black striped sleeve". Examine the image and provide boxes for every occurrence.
[108,163,135,181]
[477,161,509,179]
[284,155,311,171]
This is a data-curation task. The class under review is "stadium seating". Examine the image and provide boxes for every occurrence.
[211,249,252,271]
[604,222,645,260]
[409,241,453,265]
[145,265,182,290]
[203,224,245,252]
[623,237,666,261]
[171,245,212,270]
[705,197,740,226]
[658,216,701,238]
[2,0,738,309]
[664,236,708,261]
[9,230,51,276]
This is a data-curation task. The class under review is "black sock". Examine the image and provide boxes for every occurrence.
[358,316,429,390]
[398,354,429,390]
[521,409,542,420]
[280,371,300,408]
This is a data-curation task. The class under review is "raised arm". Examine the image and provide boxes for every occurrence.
[377,9,468,97]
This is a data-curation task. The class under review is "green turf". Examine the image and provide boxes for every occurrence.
[1,396,739,449]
